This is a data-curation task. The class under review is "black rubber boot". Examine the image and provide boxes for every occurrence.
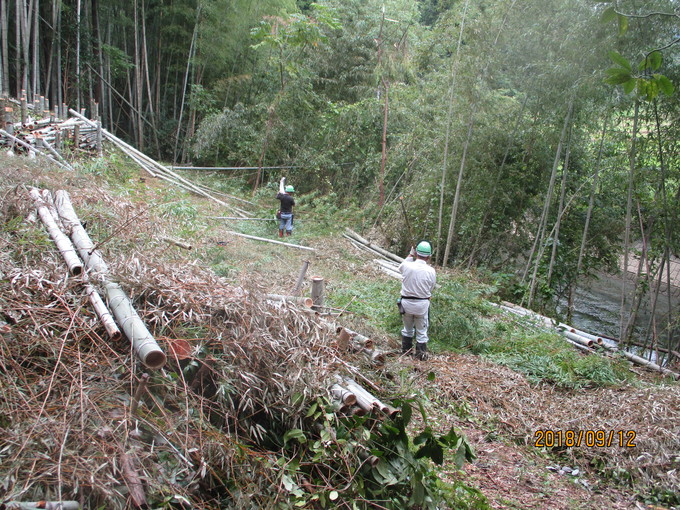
[401,335,413,354]
[415,342,428,361]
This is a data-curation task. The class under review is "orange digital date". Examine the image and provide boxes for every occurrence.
[533,429,636,448]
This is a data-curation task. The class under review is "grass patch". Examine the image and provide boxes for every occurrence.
[481,330,633,388]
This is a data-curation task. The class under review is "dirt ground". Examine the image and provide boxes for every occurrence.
[401,352,679,510]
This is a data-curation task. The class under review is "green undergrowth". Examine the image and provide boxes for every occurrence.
[255,396,487,509]
[87,151,642,392]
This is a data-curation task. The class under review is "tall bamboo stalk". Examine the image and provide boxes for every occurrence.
[0,0,8,96]
[435,0,470,264]
[620,100,639,343]
[569,103,611,321]
[546,122,572,285]
[525,100,573,307]
[442,110,475,266]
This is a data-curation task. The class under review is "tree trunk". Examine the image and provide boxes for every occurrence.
[442,110,474,266]
[435,0,470,264]
[378,78,389,208]
[525,99,573,308]
[568,103,611,321]
[619,100,639,341]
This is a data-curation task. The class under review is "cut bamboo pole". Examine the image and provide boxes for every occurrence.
[38,137,74,170]
[337,327,351,351]
[374,258,402,279]
[495,301,679,378]
[211,217,275,221]
[311,276,325,308]
[226,231,316,252]
[342,377,395,416]
[3,502,80,510]
[265,294,314,308]
[336,326,373,350]
[344,229,403,263]
[0,129,68,169]
[28,188,83,276]
[159,236,192,250]
[83,283,122,341]
[55,190,166,369]
[330,384,357,406]
[563,330,594,348]
[292,260,310,296]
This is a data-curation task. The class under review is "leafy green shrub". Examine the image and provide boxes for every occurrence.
[253,397,487,509]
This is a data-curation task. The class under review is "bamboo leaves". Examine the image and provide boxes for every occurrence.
[605,50,675,100]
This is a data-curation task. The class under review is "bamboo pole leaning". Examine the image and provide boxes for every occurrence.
[69,109,248,217]
[54,190,166,369]
[344,228,404,264]
[265,294,314,308]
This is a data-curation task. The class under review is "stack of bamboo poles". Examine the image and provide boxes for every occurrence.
[331,375,398,419]
[1,99,250,219]
[67,109,250,218]
[497,301,679,379]
[29,187,166,370]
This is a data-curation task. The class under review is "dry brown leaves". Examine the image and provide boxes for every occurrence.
[420,352,679,508]
[0,163,360,508]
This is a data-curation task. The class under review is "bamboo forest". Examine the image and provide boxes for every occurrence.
[0,0,679,508]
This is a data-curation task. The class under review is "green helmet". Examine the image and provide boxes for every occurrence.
[285,185,295,193]
[416,241,432,257]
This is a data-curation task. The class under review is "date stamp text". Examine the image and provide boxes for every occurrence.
[533,429,637,448]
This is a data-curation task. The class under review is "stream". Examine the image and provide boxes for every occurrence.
[557,270,680,358]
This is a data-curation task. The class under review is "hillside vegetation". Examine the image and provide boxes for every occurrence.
[0,153,678,509]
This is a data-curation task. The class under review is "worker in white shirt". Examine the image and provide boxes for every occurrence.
[397,241,436,360]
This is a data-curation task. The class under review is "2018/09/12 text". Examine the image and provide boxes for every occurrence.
[533,429,637,448]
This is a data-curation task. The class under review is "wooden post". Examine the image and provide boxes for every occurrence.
[311,276,325,308]
[55,129,62,150]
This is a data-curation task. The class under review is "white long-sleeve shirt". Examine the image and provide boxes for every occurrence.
[398,256,436,316]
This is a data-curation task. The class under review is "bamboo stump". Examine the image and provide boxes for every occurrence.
[311,276,325,309]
